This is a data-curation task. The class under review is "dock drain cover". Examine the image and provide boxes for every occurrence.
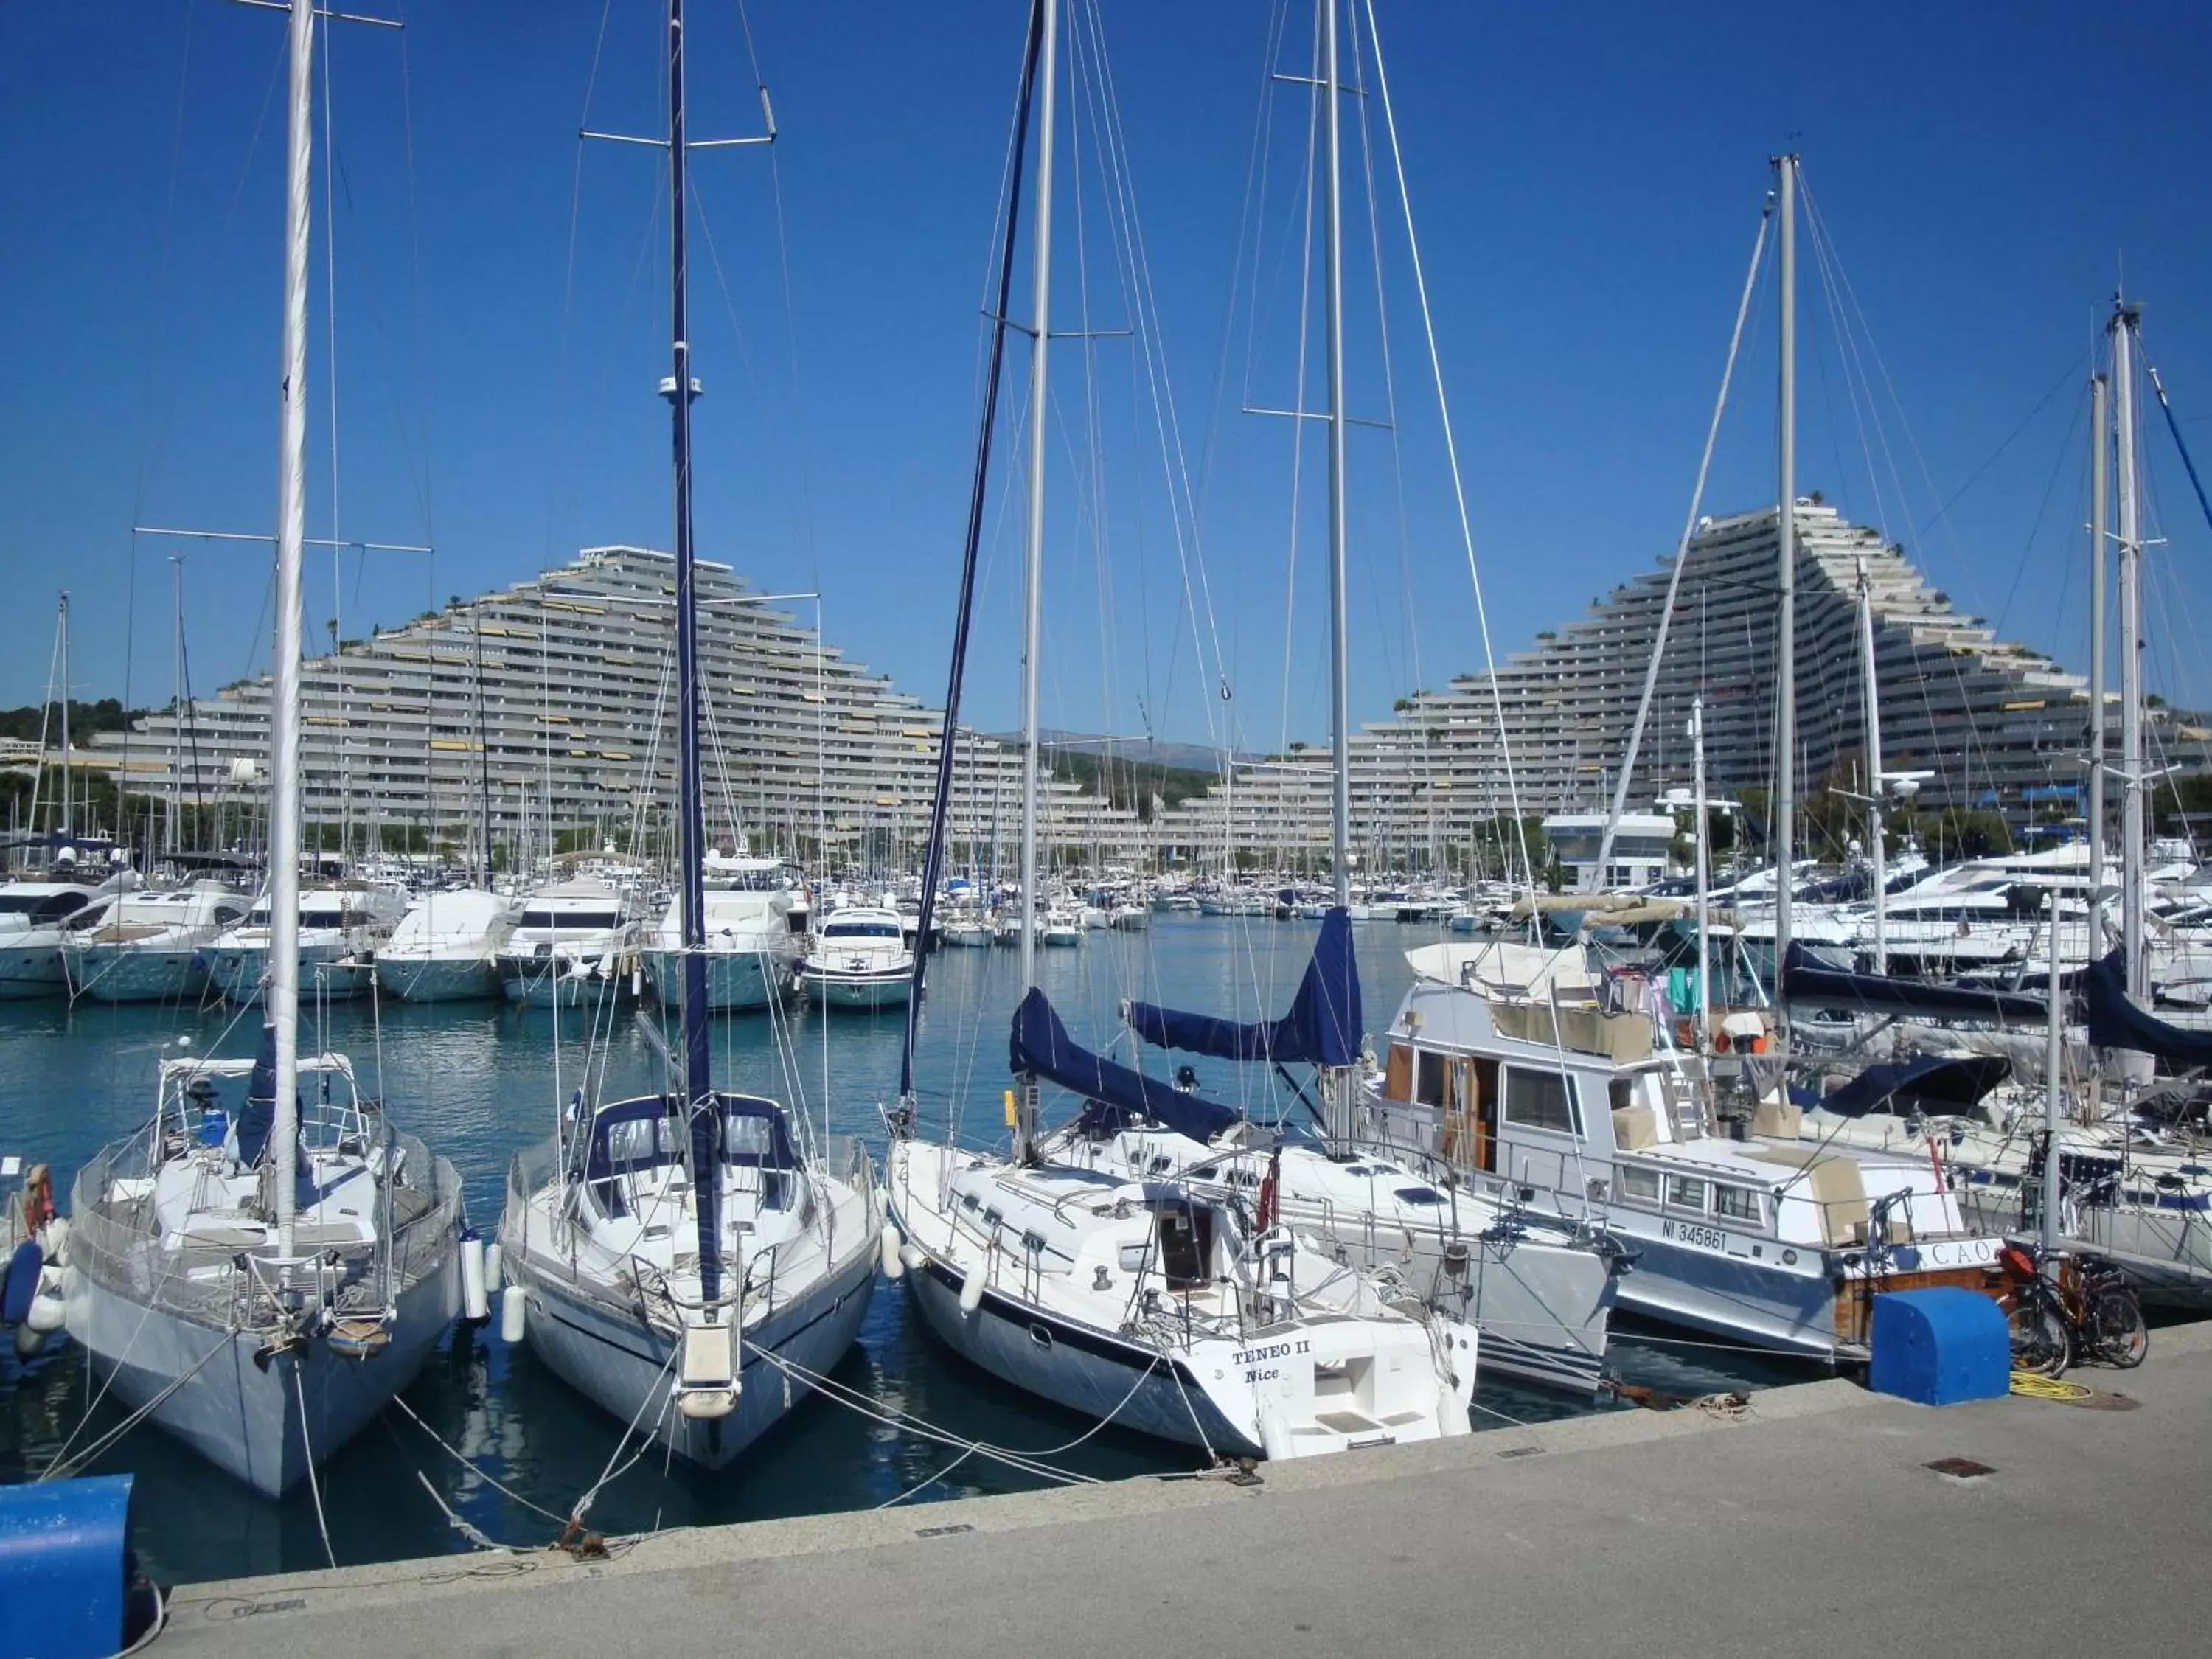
[1495,1446,1545,1461]
[1924,1457,1995,1480]
[914,1523,976,1540]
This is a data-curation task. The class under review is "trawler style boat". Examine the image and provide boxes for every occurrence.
[796,905,914,1010]
[495,877,642,1007]
[377,888,520,1004]
[498,0,880,1470]
[205,880,406,1005]
[63,881,252,1004]
[1363,939,2008,1360]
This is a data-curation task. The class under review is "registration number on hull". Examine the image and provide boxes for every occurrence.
[1662,1219,1727,1253]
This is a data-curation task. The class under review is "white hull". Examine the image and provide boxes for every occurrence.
[498,956,633,1007]
[0,942,69,999]
[65,1242,459,1498]
[798,968,912,1009]
[644,947,789,1012]
[65,945,210,1004]
[378,953,502,1004]
[207,944,372,1006]
[516,1246,875,1469]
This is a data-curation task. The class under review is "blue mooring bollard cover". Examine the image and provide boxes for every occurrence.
[0,1472,133,1659]
[1868,1288,2011,1406]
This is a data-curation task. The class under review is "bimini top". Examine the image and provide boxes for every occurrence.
[580,1091,798,1183]
[1816,1053,2011,1118]
[1009,987,1237,1145]
[2084,947,2212,1065]
[1124,905,1363,1069]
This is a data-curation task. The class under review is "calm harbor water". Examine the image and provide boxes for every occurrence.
[0,916,1794,1582]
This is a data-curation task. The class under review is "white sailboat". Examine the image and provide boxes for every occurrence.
[64,0,463,1498]
[496,0,879,1469]
[887,0,1474,1461]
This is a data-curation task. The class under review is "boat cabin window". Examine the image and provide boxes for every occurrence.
[1415,1050,1450,1109]
[1382,1043,1413,1102]
[1152,1203,1214,1290]
[520,908,622,931]
[1713,1185,1762,1225]
[1618,1164,1660,1203]
[603,1116,676,1166]
[1502,1065,1580,1135]
[1664,1175,1708,1213]
[0,892,87,921]
[824,920,902,939]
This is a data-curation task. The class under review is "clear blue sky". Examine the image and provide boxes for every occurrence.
[5,1,2211,754]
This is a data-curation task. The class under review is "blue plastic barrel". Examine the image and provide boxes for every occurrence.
[1868,1287,2010,1405]
[0,1473,136,1658]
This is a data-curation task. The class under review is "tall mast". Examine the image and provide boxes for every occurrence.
[270,0,316,1260]
[666,0,709,1106]
[1690,696,1711,1051]
[1323,0,1352,908]
[2087,370,2109,955]
[1855,558,1886,973]
[1017,0,1059,998]
[1772,153,1798,1010]
[2112,298,2144,998]
[170,558,185,858]
[474,600,493,885]
[58,594,72,843]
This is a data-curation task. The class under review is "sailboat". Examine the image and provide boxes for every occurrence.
[63,0,464,1498]
[886,0,1475,1461]
[495,0,880,1469]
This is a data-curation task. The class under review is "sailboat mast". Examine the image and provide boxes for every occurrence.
[58,594,72,844]
[270,0,316,1260]
[1772,153,1798,1006]
[1322,0,1352,908]
[474,600,493,885]
[2112,299,2146,998]
[1018,0,1059,995]
[666,0,712,1107]
[2087,370,2109,952]
[1691,697,1711,1051]
[1855,558,1886,973]
[170,559,185,858]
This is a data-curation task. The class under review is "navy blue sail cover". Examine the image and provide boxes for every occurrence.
[1009,987,1238,1144]
[1820,1053,2011,1118]
[2084,947,2212,1064]
[235,1023,280,1168]
[1126,905,1365,1068]
[1779,943,2048,1023]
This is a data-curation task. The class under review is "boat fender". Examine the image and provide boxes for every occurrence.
[1436,1391,1472,1438]
[11,1324,40,1360]
[26,1269,65,1334]
[898,1242,925,1274]
[38,1215,69,1269]
[460,1231,489,1324]
[500,1284,528,1344]
[482,1242,504,1298]
[1257,1407,1293,1462]
[957,1265,986,1316]
[878,1224,904,1281]
[1,1241,41,1327]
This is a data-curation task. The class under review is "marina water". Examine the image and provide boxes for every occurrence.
[0,917,1792,1582]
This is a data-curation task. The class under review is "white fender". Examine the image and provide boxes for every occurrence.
[460,1235,489,1324]
[13,1324,42,1360]
[878,1224,904,1281]
[500,1283,528,1344]
[957,1265,986,1315]
[1257,1406,1293,1462]
[38,1216,69,1268]
[27,1267,66,1333]
[898,1242,925,1274]
[482,1242,504,1297]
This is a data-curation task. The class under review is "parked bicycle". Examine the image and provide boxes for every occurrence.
[1997,1240,2148,1377]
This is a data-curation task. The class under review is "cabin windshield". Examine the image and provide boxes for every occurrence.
[0,892,86,920]
[824,920,901,939]
[520,908,622,931]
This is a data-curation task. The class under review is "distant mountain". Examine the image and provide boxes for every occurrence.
[989,729,1249,776]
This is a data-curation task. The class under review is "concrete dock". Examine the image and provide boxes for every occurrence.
[159,1322,2212,1658]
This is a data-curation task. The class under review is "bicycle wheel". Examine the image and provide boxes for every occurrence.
[2007,1298,2071,1377]
[2089,1289,2148,1368]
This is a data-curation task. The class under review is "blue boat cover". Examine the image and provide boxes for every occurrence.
[236,1023,280,1168]
[1779,944,2048,1023]
[1009,987,1238,1144]
[1820,1053,2011,1118]
[1125,906,1364,1068]
[2084,947,2212,1064]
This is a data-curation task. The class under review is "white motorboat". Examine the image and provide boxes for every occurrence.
[1040,906,1083,947]
[940,911,994,947]
[499,10,879,1469]
[1107,902,1148,931]
[644,866,804,1012]
[205,880,406,1006]
[377,888,519,1004]
[1365,939,2008,1360]
[0,868,131,999]
[495,878,642,1006]
[797,905,914,1009]
[63,880,254,1004]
